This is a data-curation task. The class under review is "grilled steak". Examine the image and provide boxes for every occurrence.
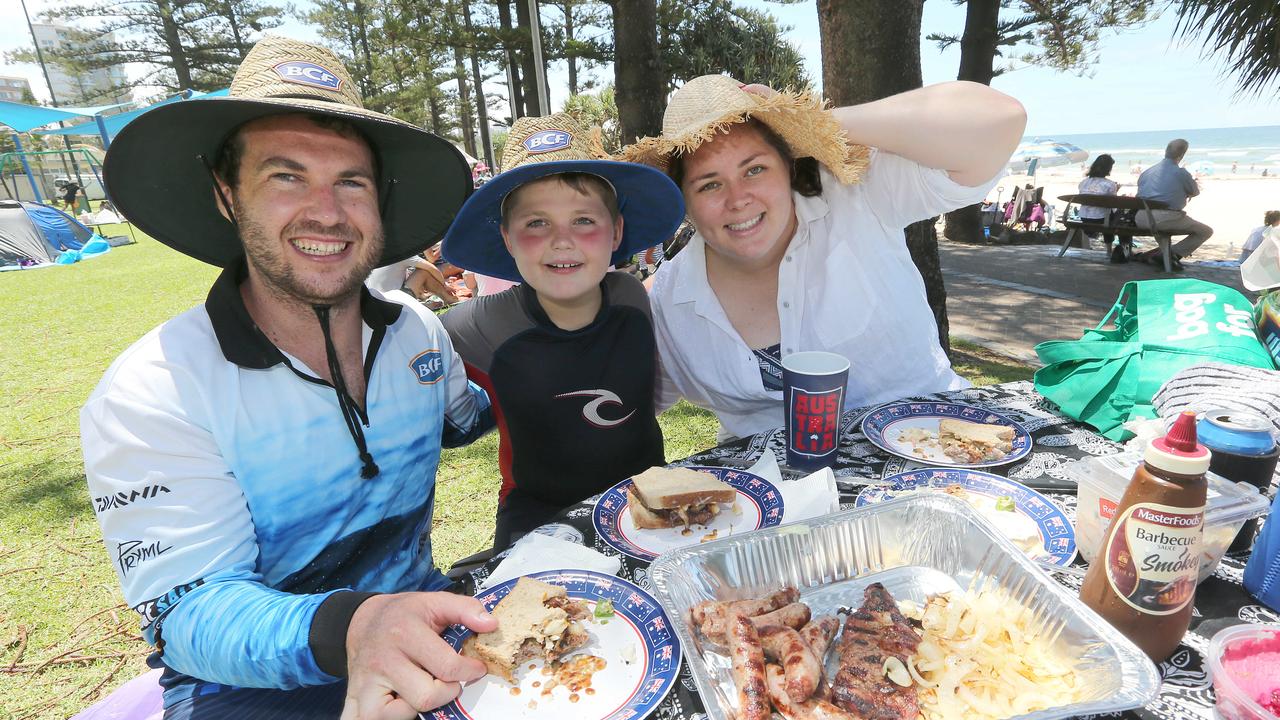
[830,583,920,720]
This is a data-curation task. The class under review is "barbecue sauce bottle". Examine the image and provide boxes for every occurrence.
[1079,411,1209,663]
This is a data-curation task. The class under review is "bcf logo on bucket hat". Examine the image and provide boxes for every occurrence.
[273,61,344,91]
[522,129,573,154]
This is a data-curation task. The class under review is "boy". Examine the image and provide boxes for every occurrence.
[441,114,685,547]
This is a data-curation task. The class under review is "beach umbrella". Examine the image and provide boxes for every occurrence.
[1007,139,1089,175]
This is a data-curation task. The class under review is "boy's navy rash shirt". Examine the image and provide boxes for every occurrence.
[442,271,665,519]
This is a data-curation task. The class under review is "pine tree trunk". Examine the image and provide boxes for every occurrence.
[958,0,999,85]
[224,2,247,57]
[428,91,443,135]
[514,0,543,115]
[943,0,1001,246]
[612,0,663,143]
[563,0,578,94]
[497,0,525,120]
[465,2,495,167]
[353,0,375,99]
[816,0,952,356]
[454,49,477,157]
[158,0,194,89]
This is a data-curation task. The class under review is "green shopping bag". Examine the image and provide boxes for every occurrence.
[1034,278,1275,440]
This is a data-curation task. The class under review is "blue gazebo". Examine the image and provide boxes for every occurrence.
[0,89,226,203]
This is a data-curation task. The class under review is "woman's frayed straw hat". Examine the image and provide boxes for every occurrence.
[103,35,471,268]
[622,74,869,185]
[442,113,685,283]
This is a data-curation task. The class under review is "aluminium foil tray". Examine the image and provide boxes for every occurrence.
[648,493,1161,720]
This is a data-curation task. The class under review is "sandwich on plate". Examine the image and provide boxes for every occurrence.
[627,466,738,529]
[939,419,1014,463]
[462,576,591,683]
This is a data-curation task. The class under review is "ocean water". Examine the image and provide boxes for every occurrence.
[1028,125,1280,175]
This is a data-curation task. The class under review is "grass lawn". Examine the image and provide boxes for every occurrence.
[0,231,1033,718]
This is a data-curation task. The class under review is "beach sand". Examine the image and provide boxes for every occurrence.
[988,166,1280,262]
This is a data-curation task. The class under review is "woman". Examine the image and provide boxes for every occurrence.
[625,76,1025,441]
[1077,154,1123,262]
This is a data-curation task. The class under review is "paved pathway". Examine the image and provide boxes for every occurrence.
[941,240,1251,364]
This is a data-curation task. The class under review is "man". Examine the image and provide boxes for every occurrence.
[83,37,496,719]
[1133,139,1214,269]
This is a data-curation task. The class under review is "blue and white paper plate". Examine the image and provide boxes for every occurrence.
[861,401,1032,468]
[593,466,784,562]
[437,569,681,720]
[856,468,1076,566]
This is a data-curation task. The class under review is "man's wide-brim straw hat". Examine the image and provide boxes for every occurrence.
[623,74,869,185]
[442,113,685,283]
[102,36,471,268]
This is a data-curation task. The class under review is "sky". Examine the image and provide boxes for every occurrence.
[0,0,1275,136]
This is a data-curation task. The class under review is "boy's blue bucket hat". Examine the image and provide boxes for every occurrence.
[443,113,685,282]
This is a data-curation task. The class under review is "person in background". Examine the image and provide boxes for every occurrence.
[1077,154,1124,263]
[1027,197,1048,232]
[1133,139,1213,270]
[81,37,494,719]
[61,180,81,211]
[624,76,1025,441]
[1241,210,1280,263]
[367,252,461,306]
[440,113,685,547]
[465,270,519,297]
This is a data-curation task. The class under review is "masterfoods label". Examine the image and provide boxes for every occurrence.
[1104,502,1204,615]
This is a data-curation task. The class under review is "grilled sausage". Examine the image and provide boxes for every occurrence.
[800,616,840,700]
[748,602,811,632]
[800,616,839,658]
[758,624,821,703]
[693,587,800,642]
[765,664,858,720]
[729,616,771,720]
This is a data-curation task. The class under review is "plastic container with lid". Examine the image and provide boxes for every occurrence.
[1066,451,1271,583]
[1207,623,1280,720]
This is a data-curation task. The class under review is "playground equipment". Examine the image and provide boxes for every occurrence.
[0,145,106,211]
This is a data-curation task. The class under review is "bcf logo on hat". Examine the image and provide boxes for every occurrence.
[273,61,343,91]
[522,129,572,154]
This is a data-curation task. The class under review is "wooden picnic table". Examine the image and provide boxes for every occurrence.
[1057,193,1175,270]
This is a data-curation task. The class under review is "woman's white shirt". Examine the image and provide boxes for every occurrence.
[1076,176,1119,220]
[651,150,997,441]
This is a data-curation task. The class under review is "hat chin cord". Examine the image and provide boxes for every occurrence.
[313,304,380,480]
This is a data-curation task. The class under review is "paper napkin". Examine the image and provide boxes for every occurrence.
[745,451,840,523]
[479,532,621,590]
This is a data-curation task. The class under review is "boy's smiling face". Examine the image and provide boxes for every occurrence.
[501,175,623,314]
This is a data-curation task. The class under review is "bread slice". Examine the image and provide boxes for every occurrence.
[630,467,737,510]
[939,419,1014,450]
[628,486,673,529]
[461,577,590,683]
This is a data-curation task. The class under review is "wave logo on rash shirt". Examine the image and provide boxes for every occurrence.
[555,388,635,428]
[410,349,444,385]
